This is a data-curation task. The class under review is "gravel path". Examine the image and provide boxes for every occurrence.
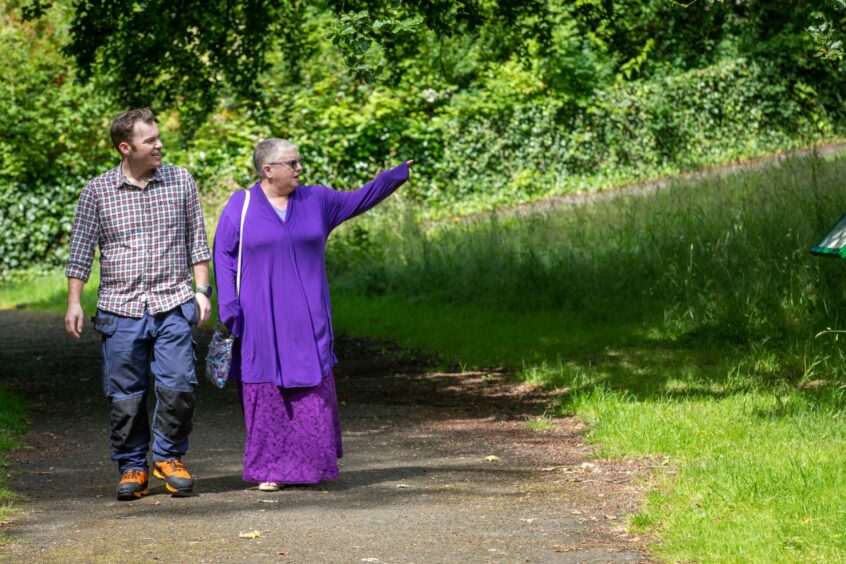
[0,309,649,563]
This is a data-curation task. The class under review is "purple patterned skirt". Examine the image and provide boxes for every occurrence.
[237,371,343,484]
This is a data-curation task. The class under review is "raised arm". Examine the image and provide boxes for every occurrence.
[322,161,412,231]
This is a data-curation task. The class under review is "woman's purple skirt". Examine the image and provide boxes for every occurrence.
[238,371,343,484]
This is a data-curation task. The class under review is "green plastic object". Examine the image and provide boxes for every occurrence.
[811,212,846,258]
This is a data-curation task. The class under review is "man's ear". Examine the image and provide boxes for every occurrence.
[118,141,132,158]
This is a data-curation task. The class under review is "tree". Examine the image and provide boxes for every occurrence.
[22,0,554,131]
[808,0,846,61]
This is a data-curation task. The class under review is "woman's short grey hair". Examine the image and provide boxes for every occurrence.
[253,138,297,177]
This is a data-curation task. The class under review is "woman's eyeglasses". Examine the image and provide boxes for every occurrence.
[267,156,304,169]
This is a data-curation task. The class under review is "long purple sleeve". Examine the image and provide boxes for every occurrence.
[321,163,410,230]
[214,163,409,387]
[213,190,247,338]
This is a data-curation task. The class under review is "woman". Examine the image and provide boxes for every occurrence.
[213,138,412,490]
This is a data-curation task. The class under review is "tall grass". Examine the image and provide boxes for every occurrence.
[331,154,846,344]
[327,153,846,561]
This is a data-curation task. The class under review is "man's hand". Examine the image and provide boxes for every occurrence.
[66,277,86,339]
[191,261,211,325]
[65,303,84,339]
[195,293,212,325]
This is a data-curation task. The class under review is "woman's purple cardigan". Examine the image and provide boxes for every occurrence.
[213,163,409,388]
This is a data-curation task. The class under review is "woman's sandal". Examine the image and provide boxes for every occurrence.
[258,482,282,491]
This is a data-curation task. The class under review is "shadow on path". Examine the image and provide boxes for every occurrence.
[0,309,650,563]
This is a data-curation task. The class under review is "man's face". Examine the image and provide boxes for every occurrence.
[123,120,163,170]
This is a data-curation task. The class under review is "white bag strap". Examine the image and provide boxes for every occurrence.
[236,189,250,297]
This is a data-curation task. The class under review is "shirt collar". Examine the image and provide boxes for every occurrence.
[113,163,162,189]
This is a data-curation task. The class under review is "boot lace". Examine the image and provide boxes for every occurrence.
[162,460,187,475]
[122,469,145,481]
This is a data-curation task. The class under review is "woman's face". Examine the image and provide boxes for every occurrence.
[264,148,303,194]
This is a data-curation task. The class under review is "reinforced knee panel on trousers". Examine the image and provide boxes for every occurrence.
[155,385,197,444]
[110,395,150,452]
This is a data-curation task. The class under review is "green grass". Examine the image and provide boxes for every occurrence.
[324,152,846,562]
[0,264,220,329]
[0,267,99,313]
[332,291,846,561]
[524,414,557,432]
[329,153,846,342]
[0,389,26,541]
[577,387,846,561]
[0,275,34,539]
[331,293,645,368]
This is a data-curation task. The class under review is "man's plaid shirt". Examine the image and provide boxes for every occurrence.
[66,164,211,318]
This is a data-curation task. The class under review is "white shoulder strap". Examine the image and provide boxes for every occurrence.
[236,189,250,297]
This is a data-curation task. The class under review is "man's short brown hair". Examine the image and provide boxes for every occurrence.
[110,108,156,152]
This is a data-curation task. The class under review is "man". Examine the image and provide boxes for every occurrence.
[64,108,212,500]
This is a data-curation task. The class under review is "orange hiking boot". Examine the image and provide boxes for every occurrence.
[152,459,193,496]
[116,469,149,501]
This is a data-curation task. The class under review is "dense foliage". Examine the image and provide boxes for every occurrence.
[0,4,114,273]
[4,0,846,274]
[21,0,557,129]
